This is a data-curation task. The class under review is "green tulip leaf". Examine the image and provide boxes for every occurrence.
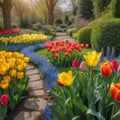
[86,109,105,120]
[111,111,120,120]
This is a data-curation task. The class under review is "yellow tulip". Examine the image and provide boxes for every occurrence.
[84,51,102,67]
[24,57,30,63]
[17,65,24,71]
[10,69,17,77]
[58,71,75,86]
[0,67,7,75]
[17,72,24,79]
[0,80,9,89]
[3,76,11,83]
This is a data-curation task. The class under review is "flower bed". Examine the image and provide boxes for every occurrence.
[0,30,20,35]
[45,40,89,67]
[20,40,120,120]
[0,51,30,120]
[49,51,120,120]
[0,33,48,44]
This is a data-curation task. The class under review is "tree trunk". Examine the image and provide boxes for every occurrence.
[2,8,11,29]
[48,7,54,25]
[1,0,12,30]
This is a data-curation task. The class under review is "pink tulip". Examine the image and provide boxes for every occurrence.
[72,59,79,68]
[118,66,120,73]
[79,61,86,71]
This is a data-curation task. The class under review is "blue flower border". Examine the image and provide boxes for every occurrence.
[20,40,58,120]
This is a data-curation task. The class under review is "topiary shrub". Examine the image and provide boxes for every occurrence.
[64,15,69,25]
[77,27,92,45]
[112,0,120,18]
[91,19,120,55]
[54,18,63,26]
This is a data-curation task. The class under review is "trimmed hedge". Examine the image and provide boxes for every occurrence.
[91,19,120,54]
[77,27,92,45]
[54,18,63,26]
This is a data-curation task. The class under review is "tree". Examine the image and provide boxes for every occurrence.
[93,0,111,18]
[70,0,78,15]
[0,0,13,29]
[45,0,59,25]
[77,0,93,20]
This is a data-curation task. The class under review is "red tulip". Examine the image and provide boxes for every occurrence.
[58,81,64,87]
[100,61,113,77]
[0,94,9,105]
[112,60,118,70]
[80,44,84,48]
[72,59,79,68]
[64,52,69,57]
[55,53,59,59]
[85,44,89,48]
[110,83,120,101]
[118,66,120,73]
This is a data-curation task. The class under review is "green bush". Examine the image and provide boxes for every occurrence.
[54,18,63,26]
[72,33,78,39]
[60,24,67,28]
[91,19,120,54]
[66,28,76,36]
[30,26,39,31]
[77,27,92,45]
[112,0,120,18]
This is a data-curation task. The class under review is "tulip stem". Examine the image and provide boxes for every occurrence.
[111,101,116,120]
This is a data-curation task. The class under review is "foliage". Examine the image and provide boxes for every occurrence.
[66,28,77,36]
[77,0,93,19]
[93,0,111,18]
[89,3,112,27]
[91,18,120,55]
[77,27,92,45]
[64,15,69,25]
[54,18,63,26]
[0,51,30,119]
[112,0,120,18]
[49,50,120,120]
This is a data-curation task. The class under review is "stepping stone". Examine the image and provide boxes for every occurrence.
[29,90,45,97]
[24,98,47,110]
[29,80,43,90]
[13,111,41,120]
[27,69,40,75]
[26,64,36,70]
[29,74,42,82]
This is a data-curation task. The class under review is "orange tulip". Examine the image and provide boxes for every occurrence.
[110,83,120,101]
[100,61,113,77]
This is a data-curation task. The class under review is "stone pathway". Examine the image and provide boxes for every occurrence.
[13,63,47,120]
[54,32,75,42]
[8,32,75,120]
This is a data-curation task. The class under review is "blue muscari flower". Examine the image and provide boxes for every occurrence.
[106,46,111,61]
[99,47,104,63]
[110,47,115,61]
[44,105,53,120]
[118,55,120,64]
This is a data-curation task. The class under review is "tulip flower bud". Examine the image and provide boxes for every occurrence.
[112,60,118,70]
[118,66,120,73]
[72,59,79,68]
[79,61,86,71]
